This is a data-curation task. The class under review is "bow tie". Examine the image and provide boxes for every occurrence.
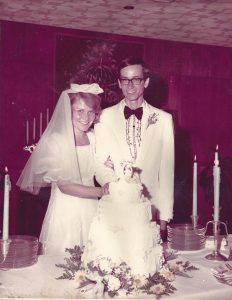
[124,106,143,120]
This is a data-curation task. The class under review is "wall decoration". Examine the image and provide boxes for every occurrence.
[55,35,144,108]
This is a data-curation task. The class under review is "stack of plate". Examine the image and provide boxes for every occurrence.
[0,235,38,268]
[167,223,206,251]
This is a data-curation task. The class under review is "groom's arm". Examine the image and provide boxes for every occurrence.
[94,113,117,186]
[158,113,175,224]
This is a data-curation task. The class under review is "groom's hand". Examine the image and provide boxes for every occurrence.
[104,156,114,170]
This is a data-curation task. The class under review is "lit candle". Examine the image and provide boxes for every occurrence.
[40,112,43,137]
[46,108,49,126]
[213,145,220,222]
[2,167,11,240]
[26,120,29,145]
[192,155,197,217]
[33,117,36,141]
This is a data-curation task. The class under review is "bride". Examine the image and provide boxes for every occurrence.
[17,83,109,254]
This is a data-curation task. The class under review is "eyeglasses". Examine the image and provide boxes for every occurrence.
[120,78,144,85]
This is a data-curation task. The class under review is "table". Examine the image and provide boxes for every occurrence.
[0,248,232,299]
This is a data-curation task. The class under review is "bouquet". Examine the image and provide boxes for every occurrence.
[56,246,198,299]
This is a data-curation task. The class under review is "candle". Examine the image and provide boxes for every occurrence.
[215,144,219,163]
[2,167,11,240]
[33,117,36,141]
[26,120,29,145]
[213,145,220,222]
[40,112,43,137]
[192,155,197,217]
[46,108,49,126]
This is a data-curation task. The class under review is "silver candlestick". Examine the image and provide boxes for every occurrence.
[191,215,199,228]
[205,220,228,261]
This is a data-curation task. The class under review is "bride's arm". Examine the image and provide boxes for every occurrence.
[57,182,109,198]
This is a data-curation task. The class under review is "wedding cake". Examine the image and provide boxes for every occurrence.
[82,163,164,276]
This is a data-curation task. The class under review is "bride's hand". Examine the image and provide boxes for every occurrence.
[104,156,114,170]
[101,183,109,195]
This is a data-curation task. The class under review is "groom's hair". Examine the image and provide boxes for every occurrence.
[118,56,150,79]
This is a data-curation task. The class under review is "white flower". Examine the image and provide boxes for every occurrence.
[177,265,184,272]
[114,267,121,275]
[117,289,128,297]
[87,270,101,282]
[74,270,86,287]
[125,272,133,281]
[160,267,175,281]
[106,275,121,291]
[98,257,113,273]
[168,261,184,273]
[146,112,159,129]
[149,283,166,295]
[133,275,148,289]
[167,261,179,272]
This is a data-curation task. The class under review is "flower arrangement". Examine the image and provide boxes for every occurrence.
[146,112,159,129]
[56,246,198,299]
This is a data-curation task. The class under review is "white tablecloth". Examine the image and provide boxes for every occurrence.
[0,248,232,299]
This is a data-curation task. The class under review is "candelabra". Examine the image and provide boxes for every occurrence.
[205,220,229,261]
[23,143,37,153]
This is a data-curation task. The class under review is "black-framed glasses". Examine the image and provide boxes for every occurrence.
[120,77,144,85]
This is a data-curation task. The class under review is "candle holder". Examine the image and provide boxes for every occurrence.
[23,143,37,154]
[205,220,229,261]
[0,239,10,264]
[191,215,199,228]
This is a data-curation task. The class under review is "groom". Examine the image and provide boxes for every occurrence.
[94,56,174,239]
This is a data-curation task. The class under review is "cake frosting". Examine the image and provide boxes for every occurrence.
[82,164,164,276]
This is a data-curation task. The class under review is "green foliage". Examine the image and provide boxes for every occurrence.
[55,246,198,298]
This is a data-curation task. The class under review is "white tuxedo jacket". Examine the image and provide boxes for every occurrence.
[94,100,174,221]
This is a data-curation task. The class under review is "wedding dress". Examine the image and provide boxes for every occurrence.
[39,143,98,255]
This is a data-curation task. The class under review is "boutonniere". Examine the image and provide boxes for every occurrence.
[146,112,159,129]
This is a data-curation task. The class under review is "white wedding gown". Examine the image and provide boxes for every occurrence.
[39,144,98,255]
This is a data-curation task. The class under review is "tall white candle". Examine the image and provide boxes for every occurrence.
[40,112,43,137]
[192,155,197,217]
[26,120,29,145]
[46,108,49,126]
[2,167,11,240]
[33,117,36,141]
[213,145,220,222]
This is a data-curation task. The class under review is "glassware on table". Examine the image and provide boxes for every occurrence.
[0,235,38,269]
[167,223,206,251]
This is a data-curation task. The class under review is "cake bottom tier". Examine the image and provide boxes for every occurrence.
[82,205,164,276]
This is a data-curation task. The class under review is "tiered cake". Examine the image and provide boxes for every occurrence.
[82,165,164,276]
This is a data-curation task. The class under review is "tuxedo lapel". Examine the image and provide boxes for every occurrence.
[136,102,159,165]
